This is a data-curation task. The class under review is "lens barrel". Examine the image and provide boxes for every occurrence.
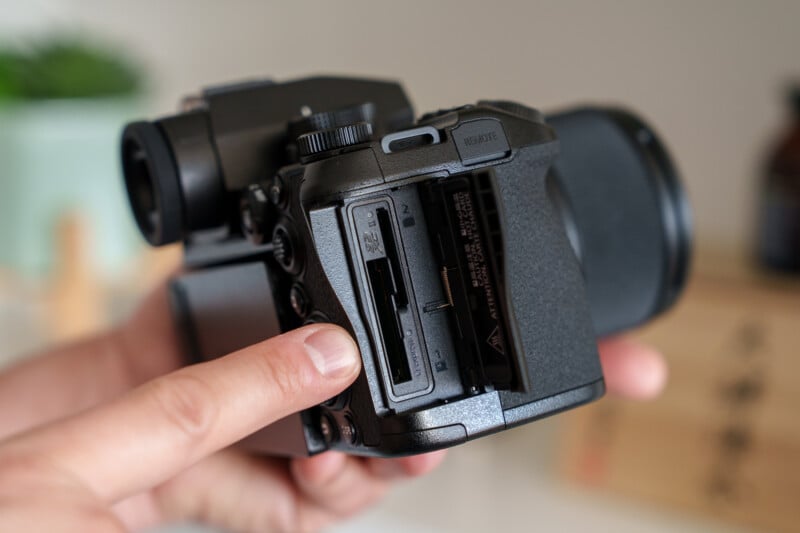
[548,107,691,336]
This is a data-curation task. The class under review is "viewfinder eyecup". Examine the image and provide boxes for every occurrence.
[121,122,184,246]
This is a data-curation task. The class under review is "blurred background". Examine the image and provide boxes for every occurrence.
[1,1,798,532]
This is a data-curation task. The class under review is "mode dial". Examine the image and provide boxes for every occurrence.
[291,103,376,157]
[290,103,375,137]
[296,122,373,157]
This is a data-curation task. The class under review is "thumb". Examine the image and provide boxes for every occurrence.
[0,324,360,503]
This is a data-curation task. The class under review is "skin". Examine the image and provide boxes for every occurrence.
[0,286,667,532]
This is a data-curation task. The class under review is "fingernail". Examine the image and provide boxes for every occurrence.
[304,328,360,378]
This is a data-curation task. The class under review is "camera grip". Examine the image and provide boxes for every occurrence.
[492,143,603,407]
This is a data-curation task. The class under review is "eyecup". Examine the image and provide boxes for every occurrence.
[121,121,184,246]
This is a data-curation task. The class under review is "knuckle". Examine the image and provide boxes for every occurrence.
[0,452,48,488]
[149,373,217,441]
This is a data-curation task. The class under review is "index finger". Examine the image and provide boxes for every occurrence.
[0,324,361,503]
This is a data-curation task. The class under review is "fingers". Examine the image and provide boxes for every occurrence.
[154,451,301,533]
[365,450,448,479]
[288,450,448,524]
[0,333,130,440]
[155,449,448,532]
[0,324,361,504]
[156,451,390,533]
[115,282,186,384]
[291,453,389,521]
[0,284,181,440]
[598,336,667,400]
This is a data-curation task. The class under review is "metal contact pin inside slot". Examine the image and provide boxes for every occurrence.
[423,268,455,313]
[440,267,455,308]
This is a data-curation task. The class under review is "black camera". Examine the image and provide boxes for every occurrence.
[120,76,690,457]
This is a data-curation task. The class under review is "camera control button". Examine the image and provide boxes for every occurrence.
[304,311,331,325]
[451,118,510,165]
[289,283,310,318]
[272,222,303,274]
[342,414,358,445]
[241,184,271,245]
[322,390,350,410]
[319,413,338,445]
[380,126,441,154]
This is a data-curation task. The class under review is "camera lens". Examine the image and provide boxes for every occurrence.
[121,122,184,246]
[607,109,692,313]
[548,107,692,336]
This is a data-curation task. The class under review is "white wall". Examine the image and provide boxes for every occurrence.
[3,0,799,256]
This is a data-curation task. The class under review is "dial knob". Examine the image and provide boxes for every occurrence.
[296,122,373,157]
[271,222,302,274]
[290,102,375,137]
[291,103,375,157]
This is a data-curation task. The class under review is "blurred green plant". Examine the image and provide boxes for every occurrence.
[0,38,141,100]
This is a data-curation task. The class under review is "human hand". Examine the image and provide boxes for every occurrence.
[0,286,666,532]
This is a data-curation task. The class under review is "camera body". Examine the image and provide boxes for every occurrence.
[121,76,690,457]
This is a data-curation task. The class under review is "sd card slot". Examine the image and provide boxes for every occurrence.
[367,256,411,384]
[376,208,408,307]
[351,201,431,399]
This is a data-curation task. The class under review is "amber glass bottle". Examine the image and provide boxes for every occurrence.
[757,85,800,273]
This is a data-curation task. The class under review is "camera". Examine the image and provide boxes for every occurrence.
[120,76,691,457]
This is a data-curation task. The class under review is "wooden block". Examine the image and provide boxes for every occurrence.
[560,265,800,533]
[43,214,182,342]
[47,214,106,341]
